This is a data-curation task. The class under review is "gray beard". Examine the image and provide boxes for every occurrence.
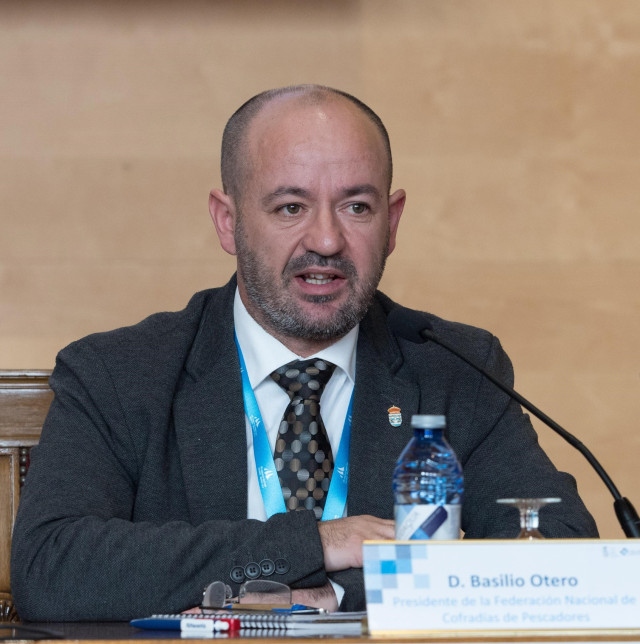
[235,227,387,342]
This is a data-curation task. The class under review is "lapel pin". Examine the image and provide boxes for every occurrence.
[388,406,402,427]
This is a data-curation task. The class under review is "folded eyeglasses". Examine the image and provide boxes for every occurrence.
[201,579,293,612]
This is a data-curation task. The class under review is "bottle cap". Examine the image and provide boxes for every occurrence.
[411,414,446,429]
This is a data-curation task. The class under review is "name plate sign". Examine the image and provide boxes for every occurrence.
[363,540,640,636]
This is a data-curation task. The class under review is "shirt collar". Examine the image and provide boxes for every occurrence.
[233,289,358,389]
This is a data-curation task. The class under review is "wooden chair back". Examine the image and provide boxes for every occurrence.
[0,370,51,621]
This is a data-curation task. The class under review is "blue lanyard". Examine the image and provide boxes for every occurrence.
[235,334,352,521]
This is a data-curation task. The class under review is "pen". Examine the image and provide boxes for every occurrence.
[222,603,325,614]
[130,616,241,632]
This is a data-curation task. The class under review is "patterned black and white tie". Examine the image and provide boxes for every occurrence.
[270,359,337,519]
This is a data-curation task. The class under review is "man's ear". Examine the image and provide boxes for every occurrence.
[209,189,237,256]
[386,188,406,256]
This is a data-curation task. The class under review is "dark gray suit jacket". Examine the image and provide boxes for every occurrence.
[11,276,597,621]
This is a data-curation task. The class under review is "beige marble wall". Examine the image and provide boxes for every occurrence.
[1,0,638,537]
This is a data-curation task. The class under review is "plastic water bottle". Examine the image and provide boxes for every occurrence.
[393,415,463,540]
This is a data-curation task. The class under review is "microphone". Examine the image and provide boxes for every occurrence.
[387,306,640,538]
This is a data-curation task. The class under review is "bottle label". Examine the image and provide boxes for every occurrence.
[394,504,461,540]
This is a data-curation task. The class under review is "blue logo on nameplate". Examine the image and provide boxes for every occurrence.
[363,543,430,605]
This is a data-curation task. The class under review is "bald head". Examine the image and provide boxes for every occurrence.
[220,84,393,203]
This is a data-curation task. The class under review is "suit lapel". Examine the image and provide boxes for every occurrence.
[347,303,421,519]
[172,279,248,524]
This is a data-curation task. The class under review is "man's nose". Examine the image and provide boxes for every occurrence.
[303,207,346,256]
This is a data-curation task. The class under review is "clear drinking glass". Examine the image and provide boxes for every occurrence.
[496,497,561,539]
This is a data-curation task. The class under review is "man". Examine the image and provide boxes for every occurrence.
[11,85,597,621]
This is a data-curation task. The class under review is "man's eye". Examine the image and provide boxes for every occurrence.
[282,204,301,215]
[350,203,368,214]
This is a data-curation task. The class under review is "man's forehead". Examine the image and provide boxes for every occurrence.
[249,144,388,197]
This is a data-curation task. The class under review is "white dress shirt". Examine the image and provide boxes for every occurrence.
[233,289,358,522]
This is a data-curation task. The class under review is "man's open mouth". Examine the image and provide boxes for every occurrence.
[302,272,338,285]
